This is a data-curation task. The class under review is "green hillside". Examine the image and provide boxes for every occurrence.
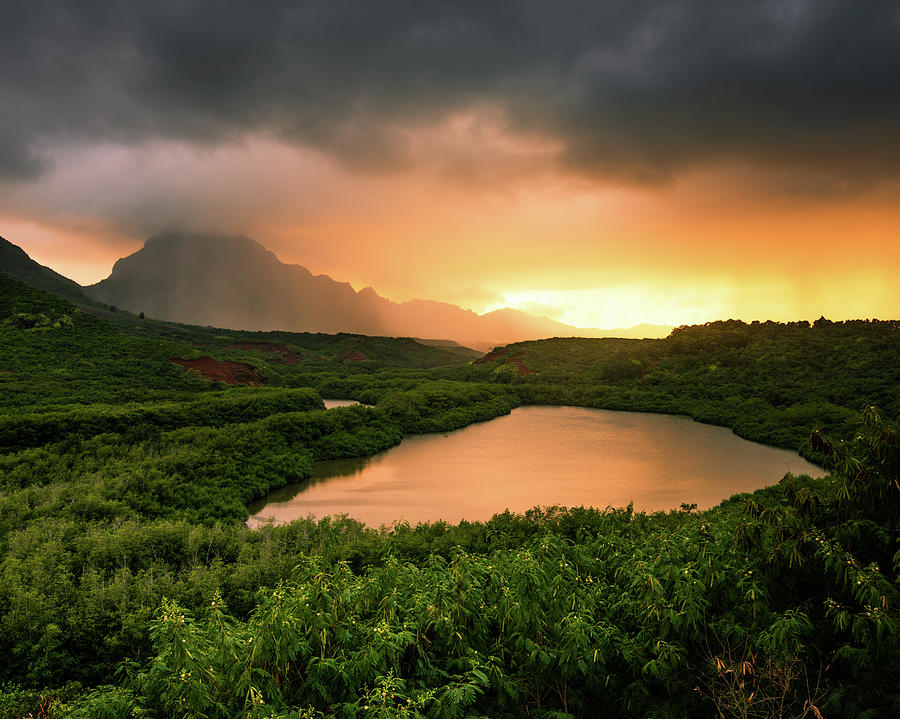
[460,321,900,456]
[0,277,897,718]
[0,237,92,304]
[0,273,478,409]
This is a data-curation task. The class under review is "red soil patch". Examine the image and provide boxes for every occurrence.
[475,348,506,365]
[170,357,263,386]
[226,341,299,364]
[508,353,534,376]
[474,349,532,375]
[337,349,368,362]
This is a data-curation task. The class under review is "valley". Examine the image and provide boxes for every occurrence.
[1,254,898,717]
[4,4,898,715]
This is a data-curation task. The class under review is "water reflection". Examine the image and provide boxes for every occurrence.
[248,406,824,528]
[322,399,363,409]
[247,456,374,508]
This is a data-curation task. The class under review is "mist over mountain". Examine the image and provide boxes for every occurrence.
[73,232,669,346]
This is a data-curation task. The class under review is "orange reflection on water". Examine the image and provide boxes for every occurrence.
[247,406,823,528]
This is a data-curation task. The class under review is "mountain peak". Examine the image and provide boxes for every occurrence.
[78,231,670,343]
[138,231,275,263]
[144,231,258,250]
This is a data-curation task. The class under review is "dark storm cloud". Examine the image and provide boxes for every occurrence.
[2,0,899,184]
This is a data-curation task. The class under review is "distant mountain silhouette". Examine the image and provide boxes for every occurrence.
[0,236,91,304]
[13,231,667,346]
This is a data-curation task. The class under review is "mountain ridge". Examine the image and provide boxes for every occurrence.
[4,232,672,346]
[0,236,93,304]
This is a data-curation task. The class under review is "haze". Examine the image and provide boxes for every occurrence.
[2,2,899,329]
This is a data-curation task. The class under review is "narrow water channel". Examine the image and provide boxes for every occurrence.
[247,406,824,528]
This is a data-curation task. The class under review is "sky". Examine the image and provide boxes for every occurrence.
[2,0,899,329]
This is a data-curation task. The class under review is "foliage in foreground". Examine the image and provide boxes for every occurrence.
[1,276,899,716]
[56,409,900,718]
[4,410,896,718]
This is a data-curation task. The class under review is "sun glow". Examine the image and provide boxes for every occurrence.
[482,284,731,330]
[479,267,898,331]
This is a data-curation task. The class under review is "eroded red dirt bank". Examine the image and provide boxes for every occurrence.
[170,357,263,386]
[475,349,534,376]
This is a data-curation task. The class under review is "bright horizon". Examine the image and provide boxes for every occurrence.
[3,3,899,330]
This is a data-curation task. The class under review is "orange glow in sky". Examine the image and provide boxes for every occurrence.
[5,135,900,330]
[3,2,900,331]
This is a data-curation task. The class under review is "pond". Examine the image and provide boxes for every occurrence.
[247,405,824,528]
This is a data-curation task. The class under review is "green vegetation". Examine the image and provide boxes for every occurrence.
[459,320,900,457]
[0,272,897,717]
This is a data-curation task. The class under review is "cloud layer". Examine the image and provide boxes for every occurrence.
[3,0,900,184]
